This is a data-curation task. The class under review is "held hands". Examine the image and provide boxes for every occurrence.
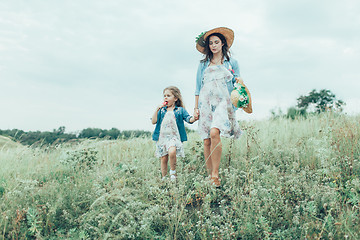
[193,108,200,120]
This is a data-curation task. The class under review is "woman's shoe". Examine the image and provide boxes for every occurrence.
[211,177,221,187]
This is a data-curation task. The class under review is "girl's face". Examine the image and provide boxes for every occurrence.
[208,35,224,55]
[163,89,178,107]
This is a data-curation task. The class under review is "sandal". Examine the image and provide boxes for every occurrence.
[211,177,221,187]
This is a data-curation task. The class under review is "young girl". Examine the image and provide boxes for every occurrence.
[152,86,196,181]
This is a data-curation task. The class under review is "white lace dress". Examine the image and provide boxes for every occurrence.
[155,111,185,158]
[198,65,241,139]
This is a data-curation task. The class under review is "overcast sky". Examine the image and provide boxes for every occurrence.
[1,0,359,133]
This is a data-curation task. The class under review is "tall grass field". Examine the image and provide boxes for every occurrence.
[1,113,359,239]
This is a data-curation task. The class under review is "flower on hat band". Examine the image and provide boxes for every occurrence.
[195,31,206,43]
[196,31,207,47]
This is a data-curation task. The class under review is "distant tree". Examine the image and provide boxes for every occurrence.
[79,128,102,139]
[54,126,66,135]
[297,89,345,113]
[107,128,121,139]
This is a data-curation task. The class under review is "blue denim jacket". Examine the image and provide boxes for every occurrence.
[195,57,240,96]
[152,106,193,142]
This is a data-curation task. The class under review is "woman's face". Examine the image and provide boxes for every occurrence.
[208,35,224,55]
[163,89,178,107]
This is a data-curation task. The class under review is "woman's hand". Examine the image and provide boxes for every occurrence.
[235,77,245,86]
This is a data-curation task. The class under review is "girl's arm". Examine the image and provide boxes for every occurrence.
[182,108,196,124]
[151,105,163,125]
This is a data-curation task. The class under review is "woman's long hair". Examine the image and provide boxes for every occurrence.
[163,86,185,108]
[201,33,231,63]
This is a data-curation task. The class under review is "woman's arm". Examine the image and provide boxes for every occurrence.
[194,95,200,120]
[195,62,203,96]
[194,61,205,119]
[230,58,240,85]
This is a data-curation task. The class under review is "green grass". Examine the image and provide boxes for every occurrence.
[1,113,359,239]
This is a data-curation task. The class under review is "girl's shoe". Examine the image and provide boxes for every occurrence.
[170,174,176,182]
[211,177,221,187]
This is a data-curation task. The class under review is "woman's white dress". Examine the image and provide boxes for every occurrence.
[155,111,185,158]
[198,65,241,139]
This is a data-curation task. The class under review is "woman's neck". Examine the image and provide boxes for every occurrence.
[210,53,223,65]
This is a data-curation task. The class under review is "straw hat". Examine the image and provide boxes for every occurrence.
[196,27,234,54]
[230,79,253,114]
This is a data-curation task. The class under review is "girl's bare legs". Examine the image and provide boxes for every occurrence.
[203,138,212,177]
[160,155,169,177]
[210,128,222,178]
[168,146,177,172]
[160,147,177,178]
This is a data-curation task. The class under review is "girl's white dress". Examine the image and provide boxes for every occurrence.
[155,111,185,158]
[198,65,241,139]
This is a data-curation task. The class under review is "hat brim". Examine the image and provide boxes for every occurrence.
[196,27,234,54]
[242,85,252,114]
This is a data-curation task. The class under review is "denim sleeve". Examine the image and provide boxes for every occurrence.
[230,58,240,85]
[195,62,203,96]
[182,108,193,124]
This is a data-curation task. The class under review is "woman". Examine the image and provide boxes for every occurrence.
[193,27,242,187]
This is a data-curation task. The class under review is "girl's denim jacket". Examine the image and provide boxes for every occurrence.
[195,57,240,96]
[152,106,193,142]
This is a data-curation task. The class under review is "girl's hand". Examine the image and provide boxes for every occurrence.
[157,102,167,111]
[157,104,164,110]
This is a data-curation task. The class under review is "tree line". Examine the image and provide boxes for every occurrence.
[0,127,151,146]
[1,89,345,145]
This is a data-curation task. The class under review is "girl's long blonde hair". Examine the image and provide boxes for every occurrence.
[163,86,185,108]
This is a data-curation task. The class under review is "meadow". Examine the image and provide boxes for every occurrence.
[0,113,359,239]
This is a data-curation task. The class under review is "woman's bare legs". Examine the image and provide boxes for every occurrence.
[210,128,222,178]
[204,138,212,177]
[203,128,222,179]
